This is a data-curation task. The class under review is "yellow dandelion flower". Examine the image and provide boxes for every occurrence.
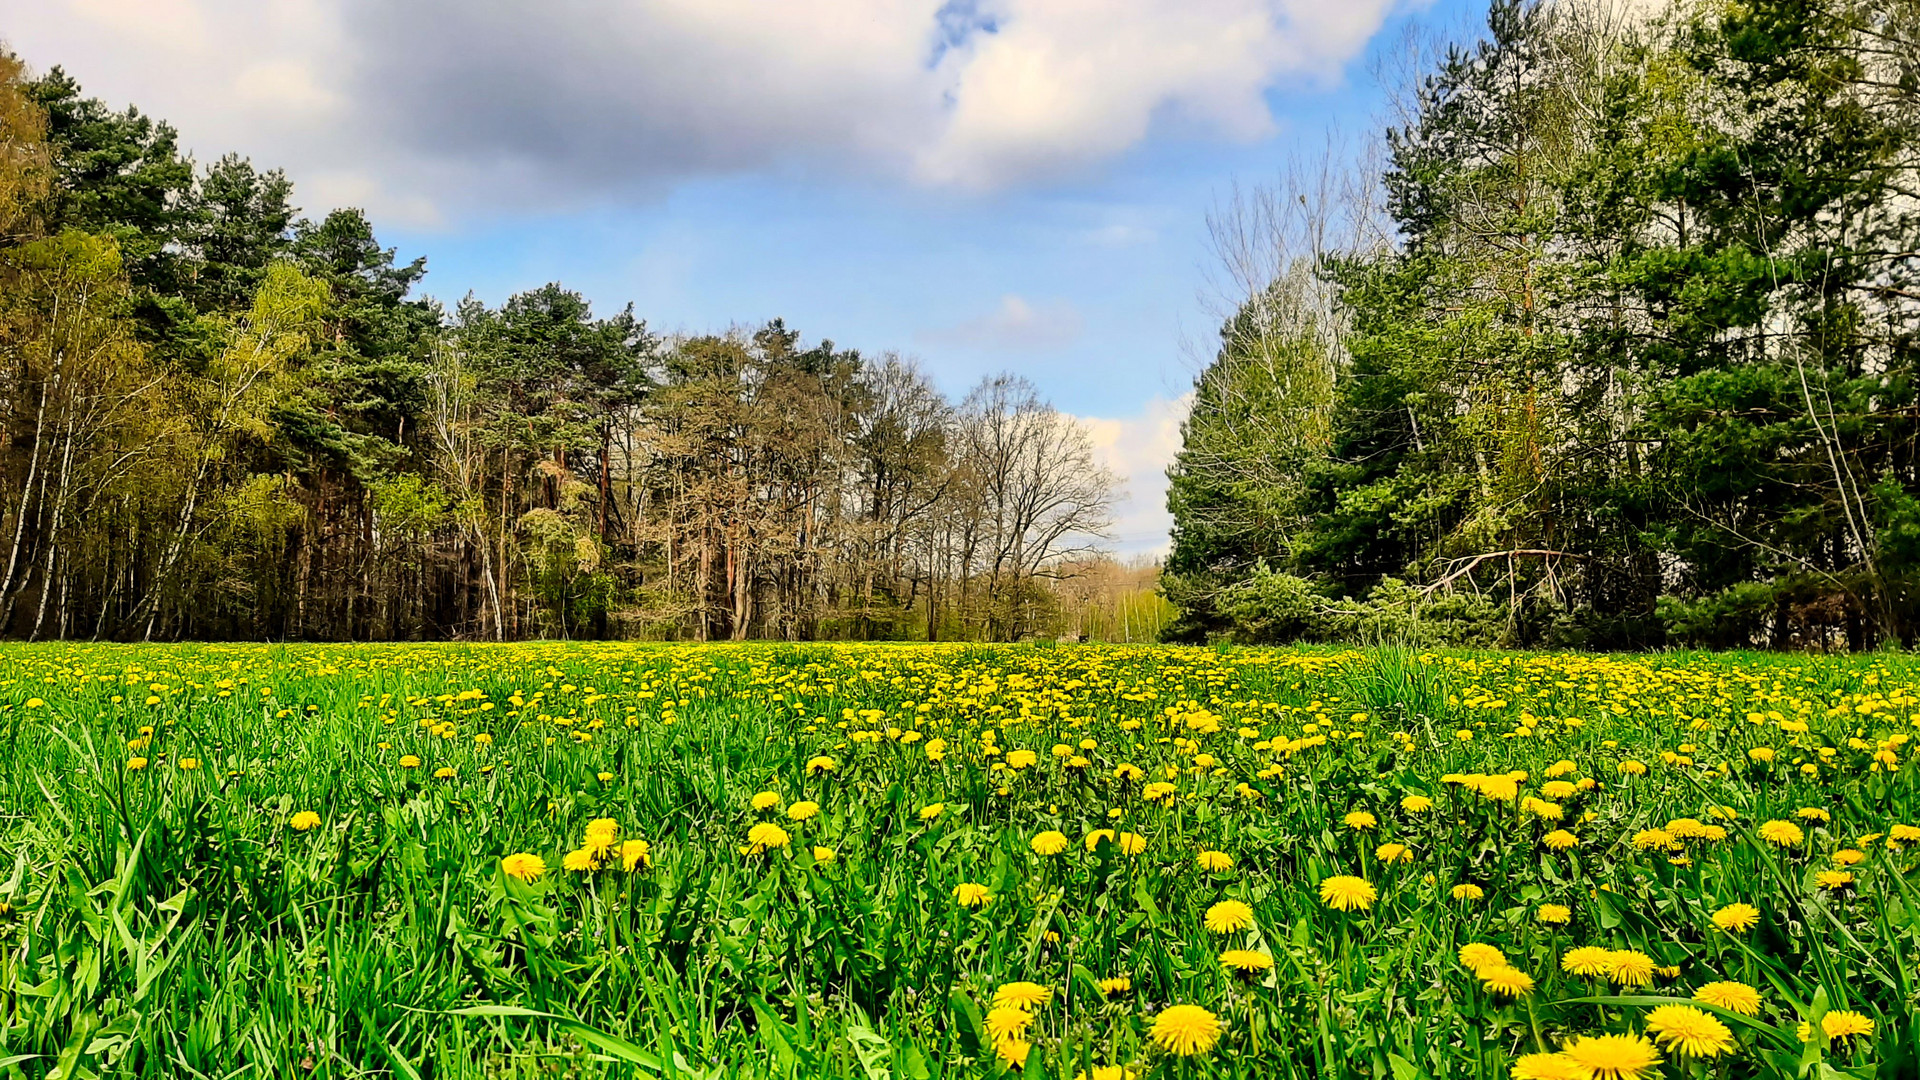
[1197,850,1234,872]
[1757,820,1804,846]
[583,817,620,857]
[1150,1004,1221,1056]
[1480,965,1534,997]
[1320,875,1377,912]
[1633,829,1676,851]
[1693,981,1762,1016]
[984,1004,1033,1044]
[745,822,791,853]
[501,852,546,882]
[1667,818,1709,840]
[1536,903,1572,925]
[954,882,990,908]
[1219,949,1273,973]
[993,982,1052,1011]
[1509,1052,1584,1080]
[289,811,322,831]
[1204,899,1254,933]
[1560,1033,1662,1079]
[1711,903,1759,933]
[1820,1010,1874,1042]
[1645,1005,1734,1058]
[1606,950,1656,988]
[1458,942,1507,974]
[1031,830,1070,856]
[1561,946,1613,977]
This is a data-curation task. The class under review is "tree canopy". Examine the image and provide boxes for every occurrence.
[1165,0,1920,651]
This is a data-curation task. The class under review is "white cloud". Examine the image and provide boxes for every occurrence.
[67,0,209,51]
[920,294,1083,350]
[4,0,1402,222]
[231,59,341,118]
[917,0,1352,189]
[300,169,444,229]
[1075,393,1190,557]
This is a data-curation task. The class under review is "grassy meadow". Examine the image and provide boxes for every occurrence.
[0,642,1913,1079]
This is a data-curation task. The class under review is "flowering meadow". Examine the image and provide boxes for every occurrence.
[0,643,1913,1079]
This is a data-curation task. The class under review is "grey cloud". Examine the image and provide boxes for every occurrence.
[338,1,937,196]
[8,0,1405,222]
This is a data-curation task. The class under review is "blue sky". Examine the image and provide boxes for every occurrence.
[6,0,1484,554]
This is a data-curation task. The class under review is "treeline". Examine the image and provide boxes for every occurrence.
[1166,0,1920,651]
[0,56,1121,642]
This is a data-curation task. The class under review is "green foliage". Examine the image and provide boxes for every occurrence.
[1165,0,1920,653]
[371,473,453,538]
[1656,582,1784,651]
[1220,567,1507,648]
[1164,269,1337,641]
[23,66,191,291]
[0,56,1135,645]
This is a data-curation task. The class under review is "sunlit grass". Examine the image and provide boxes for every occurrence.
[0,642,1912,1078]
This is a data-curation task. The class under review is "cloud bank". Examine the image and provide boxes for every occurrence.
[7,0,1400,222]
[1077,393,1190,557]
